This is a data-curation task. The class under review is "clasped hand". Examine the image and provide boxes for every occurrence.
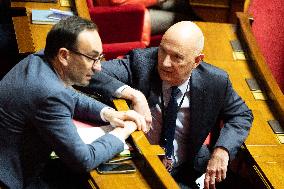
[103,108,148,133]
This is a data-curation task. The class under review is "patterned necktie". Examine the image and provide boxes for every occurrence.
[161,86,180,172]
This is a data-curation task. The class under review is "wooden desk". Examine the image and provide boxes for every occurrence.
[88,131,179,189]
[236,12,284,189]
[195,17,284,188]
[87,99,179,189]
[11,0,89,53]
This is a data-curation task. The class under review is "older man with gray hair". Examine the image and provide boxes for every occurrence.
[84,21,253,189]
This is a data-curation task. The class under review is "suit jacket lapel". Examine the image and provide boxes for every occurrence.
[148,71,162,107]
[188,68,207,159]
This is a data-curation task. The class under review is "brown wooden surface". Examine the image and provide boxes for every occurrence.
[11,1,68,53]
[88,99,180,189]
[189,0,245,23]
[195,21,284,188]
[74,0,90,20]
[11,0,84,53]
[248,146,284,189]
[236,12,284,189]
[12,16,34,53]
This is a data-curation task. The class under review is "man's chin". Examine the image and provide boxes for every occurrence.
[160,77,179,86]
[75,81,89,87]
[160,75,172,83]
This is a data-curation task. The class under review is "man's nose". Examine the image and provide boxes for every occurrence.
[92,61,101,72]
[162,55,172,67]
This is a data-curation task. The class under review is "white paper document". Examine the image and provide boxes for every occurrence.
[77,125,129,150]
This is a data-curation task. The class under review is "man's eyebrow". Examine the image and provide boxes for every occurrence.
[89,50,100,56]
[161,45,183,58]
[175,52,184,58]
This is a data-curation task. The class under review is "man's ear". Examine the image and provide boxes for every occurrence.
[193,53,205,68]
[58,48,69,66]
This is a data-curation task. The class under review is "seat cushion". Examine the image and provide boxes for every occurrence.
[89,5,145,43]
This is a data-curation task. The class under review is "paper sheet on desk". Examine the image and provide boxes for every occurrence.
[77,125,129,150]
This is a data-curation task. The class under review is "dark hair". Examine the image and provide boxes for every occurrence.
[44,16,98,62]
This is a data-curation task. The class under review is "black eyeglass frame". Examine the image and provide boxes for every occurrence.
[68,49,104,65]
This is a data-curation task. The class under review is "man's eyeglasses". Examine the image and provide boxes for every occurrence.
[68,49,104,65]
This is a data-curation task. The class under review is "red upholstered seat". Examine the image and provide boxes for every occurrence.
[248,0,284,92]
[86,0,162,48]
[86,1,149,59]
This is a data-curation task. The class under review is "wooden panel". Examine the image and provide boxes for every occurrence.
[12,16,35,53]
[237,12,284,124]
[74,0,91,20]
[245,109,279,146]
[235,12,284,189]
[190,0,245,23]
[87,99,179,189]
[253,156,284,189]
[190,0,230,23]
[247,146,284,157]
[196,22,237,61]
[190,0,230,7]
[11,1,67,10]
[11,1,72,53]
[198,21,284,188]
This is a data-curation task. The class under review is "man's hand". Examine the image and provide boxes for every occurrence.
[120,87,152,132]
[111,121,137,140]
[204,147,229,189]
[102,108,147,132]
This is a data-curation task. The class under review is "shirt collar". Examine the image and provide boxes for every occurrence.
[163,77,190,95]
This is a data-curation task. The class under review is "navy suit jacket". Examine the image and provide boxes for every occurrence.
[88,47,253,170]
[0,52,124,188]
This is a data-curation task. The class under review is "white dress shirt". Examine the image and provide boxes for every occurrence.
[115,78,191,167]
[147,78,191,167]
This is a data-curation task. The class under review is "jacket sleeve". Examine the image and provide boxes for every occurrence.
[87,57,133,100]
[214,78,253,160]
[67,87,108,122]
[33,89,124,172]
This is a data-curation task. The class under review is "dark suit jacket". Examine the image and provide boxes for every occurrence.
[88,47,253,170]
[0,52,124,188]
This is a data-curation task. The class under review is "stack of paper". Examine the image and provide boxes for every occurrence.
[77,125,130,150]
[31,9,73,25]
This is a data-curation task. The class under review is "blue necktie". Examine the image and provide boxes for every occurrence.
[161,86,180,171]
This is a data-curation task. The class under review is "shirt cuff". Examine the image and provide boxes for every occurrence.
[109,131,126,144]
[100,107,115,122]
[114,85,130,98]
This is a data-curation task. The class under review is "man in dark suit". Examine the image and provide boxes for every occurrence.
[85,21,253,189]
[0,16,147,189]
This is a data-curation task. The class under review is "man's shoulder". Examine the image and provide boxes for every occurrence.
[198,61,228,77]
[129,47,158,59]
[124,47,158,69]
[21,53,67,100]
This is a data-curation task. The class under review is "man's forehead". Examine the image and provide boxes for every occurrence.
[160,39,185,55]
[77,30,102,54]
